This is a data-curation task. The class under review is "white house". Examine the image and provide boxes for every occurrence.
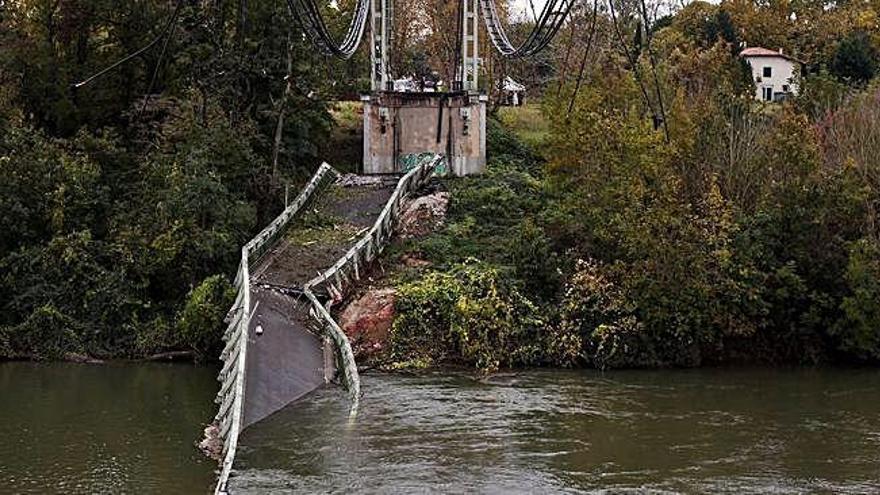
[740,47,803,102]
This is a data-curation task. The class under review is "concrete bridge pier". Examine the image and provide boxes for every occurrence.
[361,92,486,176]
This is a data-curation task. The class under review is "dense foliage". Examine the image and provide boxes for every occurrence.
[3,0,879,370]
[0,1,346,360]
[391,0,880,371]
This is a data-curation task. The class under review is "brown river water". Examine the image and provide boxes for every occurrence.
[1,363,879,494]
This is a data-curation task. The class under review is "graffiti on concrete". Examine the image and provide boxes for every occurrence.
[399,152,447,175]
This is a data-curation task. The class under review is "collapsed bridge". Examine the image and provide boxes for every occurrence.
[212,154,444,494]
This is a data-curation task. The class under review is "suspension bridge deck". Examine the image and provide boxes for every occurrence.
[241,176,396,428]
[214,156,442,494]
[217,174,398,491]
[252,177,397,289]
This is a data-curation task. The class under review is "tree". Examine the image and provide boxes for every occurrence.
[830,30,878,83]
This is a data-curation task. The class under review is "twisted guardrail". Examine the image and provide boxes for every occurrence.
[214,163,337,495]
[302,153,444,407]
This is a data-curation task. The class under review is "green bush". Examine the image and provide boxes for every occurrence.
[830,31,878,84]
[508,219,562,301]
[0,326,10,358]
[175,275,236,361]
[4,305,84,360]
[834,238,880,360]
[390,260,550,372]
[558,260,652,368]
[486,117,541,172]
[0,232,142,356]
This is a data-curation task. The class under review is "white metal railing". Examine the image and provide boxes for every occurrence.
[301,153,444,405]
[214,163,336,495]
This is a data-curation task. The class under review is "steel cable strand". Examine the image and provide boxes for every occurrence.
[491,0,570,56]
[606,0,658,128]
[567,0,598,115]
[479,0,575,58]
[480,0,545,56]
[286,0,370,58]
[293,0,362,55]
[452,0,464,87]
[636,0,670,141]
[73,0,186,88]
[288,0,355,56]
[531,0,579,51]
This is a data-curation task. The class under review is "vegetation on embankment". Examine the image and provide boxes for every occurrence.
[0,2,344,361]
[388,96,880,373]
[383,0,880,371]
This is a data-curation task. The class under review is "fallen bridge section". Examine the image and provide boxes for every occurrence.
[213,154,444,495]
[243,175,398,427]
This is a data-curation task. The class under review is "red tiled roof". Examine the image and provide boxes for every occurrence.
[740,47,803,64]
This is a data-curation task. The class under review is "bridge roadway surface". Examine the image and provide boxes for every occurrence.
[233,175,396,478]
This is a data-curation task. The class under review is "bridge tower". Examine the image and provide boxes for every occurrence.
[362,0,487,176]
[370,0,391,91]
[461,0,480,92]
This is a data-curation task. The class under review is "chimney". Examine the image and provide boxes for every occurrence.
[779,48,784,54]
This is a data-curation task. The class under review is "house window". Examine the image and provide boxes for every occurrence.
[782,84,790,93]
[763,66,772,78]
[762,86,774,101]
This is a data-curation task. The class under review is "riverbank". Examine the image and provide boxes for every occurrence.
[334,111,880,373]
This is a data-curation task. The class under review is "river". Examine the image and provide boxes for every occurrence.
[2,364,879,494]
[0,362,218,493]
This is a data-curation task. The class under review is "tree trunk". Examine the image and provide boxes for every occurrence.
[272,33,294,178]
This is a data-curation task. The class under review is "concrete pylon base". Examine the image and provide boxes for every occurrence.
[362,91,487,176]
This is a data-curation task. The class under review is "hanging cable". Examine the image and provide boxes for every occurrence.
[286,0,370,59]
[139,3,183,118]
[555,21,577,98]
[73,0,185,88]
[479,0,575,58]
[527,0,539,22]
[637,0,669,141]
[606,0,658,128]
[567,0,598,115]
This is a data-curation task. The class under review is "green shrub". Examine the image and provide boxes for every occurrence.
[830,31,878,84]
[133,315,175,357]
[508,219,562,301]
[0,326,10,358]
[558,259,654,368]
[486,117,540,172]
[834,238,880,360]
[5,305,84,360]
[175,275,236,361]
[390,260,549,372]
[0,232,142,356]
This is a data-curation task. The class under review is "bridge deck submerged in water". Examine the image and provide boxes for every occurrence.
[244,177,396,428]
[214,156,443,494]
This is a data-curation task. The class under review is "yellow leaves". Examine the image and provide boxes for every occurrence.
[856,8,878,31]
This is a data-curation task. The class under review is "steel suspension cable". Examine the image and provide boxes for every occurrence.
[567,0,598,115]
[286,0,370,59]
[637,0,669,141]
[606,0,657,126]
[452,0,464,87]
[73,0,185,88]
[479,0,576,58]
